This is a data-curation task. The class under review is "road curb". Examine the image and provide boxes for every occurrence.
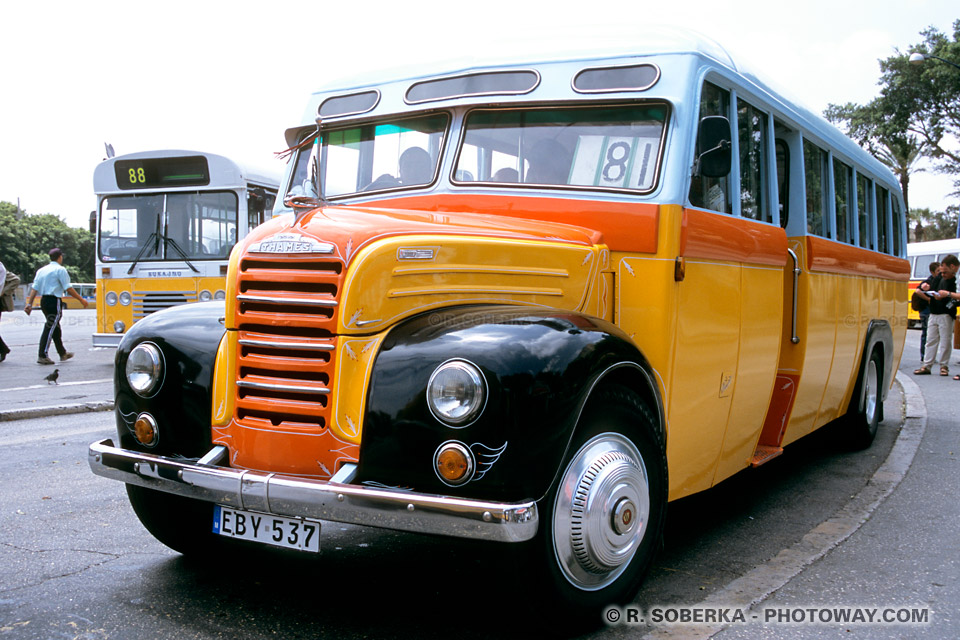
[0,401,114,422]
[640,372,926,639]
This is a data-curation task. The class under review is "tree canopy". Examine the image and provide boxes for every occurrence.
[0,202,95,285]
[826,20,960,239]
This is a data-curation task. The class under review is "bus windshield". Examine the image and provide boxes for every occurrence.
[455,104,668,191]
[99,191,239,262]
[287,114,448,200]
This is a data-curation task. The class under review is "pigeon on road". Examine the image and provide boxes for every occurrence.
[44,369,59,385]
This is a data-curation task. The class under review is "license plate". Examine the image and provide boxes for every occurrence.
[213,505,321,553]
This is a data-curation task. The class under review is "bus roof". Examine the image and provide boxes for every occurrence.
[93,149,279,194]
[287,27,898,196]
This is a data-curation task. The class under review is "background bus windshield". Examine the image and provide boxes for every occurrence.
[99,192,239,262]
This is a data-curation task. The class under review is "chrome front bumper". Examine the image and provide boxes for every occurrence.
[88,439,538,543]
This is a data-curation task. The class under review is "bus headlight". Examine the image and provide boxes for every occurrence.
[214,290,226,300]
[119,292,132,306]
[113,321,126,333]
[126,342,163,397]
[199,289,212,302]
[106,292,118,306]
[426,360,486,426]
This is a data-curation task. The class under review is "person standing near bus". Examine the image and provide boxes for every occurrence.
[0,259,11,362]
[24,248,89,365]
[915,254,959,376]
[916,260,942,361]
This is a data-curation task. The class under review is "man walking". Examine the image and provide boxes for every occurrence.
[914,254,959,376]
[24,248,89,365]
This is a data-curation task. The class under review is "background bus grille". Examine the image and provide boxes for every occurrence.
[234,256,344,431]
[134,291,197,319]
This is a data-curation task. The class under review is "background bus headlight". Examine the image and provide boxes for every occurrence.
[426,360,486,426]
[113,321,126,333]
[214,290,226,300]
[119,292,132,306]
[126,342,163,396]
[199,289,212,302]
[106,292,118,306]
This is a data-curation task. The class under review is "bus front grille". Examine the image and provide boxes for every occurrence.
[134,291,197,318]
[233,256,344,431]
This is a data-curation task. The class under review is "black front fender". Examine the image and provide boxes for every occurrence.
[357,305,661,502]
[114,302,226,457]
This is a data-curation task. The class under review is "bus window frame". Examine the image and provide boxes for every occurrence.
[449,101,671,197]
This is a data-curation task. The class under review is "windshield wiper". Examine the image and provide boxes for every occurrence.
[126,231,161,275]
[162,235,201,273]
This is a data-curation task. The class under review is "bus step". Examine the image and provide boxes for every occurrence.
[750,445,784,467]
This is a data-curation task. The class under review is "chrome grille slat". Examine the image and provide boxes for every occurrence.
[237,380,331,395]
[238,339,336,351]
[237,294,338,308]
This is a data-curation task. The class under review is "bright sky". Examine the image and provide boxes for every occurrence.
[1,0,957,229]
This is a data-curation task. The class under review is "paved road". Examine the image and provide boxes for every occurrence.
[0,310,114,418]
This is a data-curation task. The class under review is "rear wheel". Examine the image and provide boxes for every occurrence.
[536,384,667,612]
[842,347,883,449]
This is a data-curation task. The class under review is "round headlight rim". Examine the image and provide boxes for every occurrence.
[105,291,118,306]
[426,358,488,428]
[199,289,213,302]
[214,289,226,300]
[125,341,165,398]
[119,291,132,306]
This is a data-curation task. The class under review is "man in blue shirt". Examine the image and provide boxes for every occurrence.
[24,248,89,365]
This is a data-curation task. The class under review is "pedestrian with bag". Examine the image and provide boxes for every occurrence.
[0,259,17,362]
[914,254,959,377]
[24,248,89,365]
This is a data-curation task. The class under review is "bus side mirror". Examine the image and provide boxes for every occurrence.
[696,116,732,178]
[89,210,97,234]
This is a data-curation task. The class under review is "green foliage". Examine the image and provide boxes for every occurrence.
[0,202,95,285]
[910,205,960,242]
[825,20,960,218]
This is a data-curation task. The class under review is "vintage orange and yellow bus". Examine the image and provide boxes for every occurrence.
[91,150,279,346]
[90,32,907,611]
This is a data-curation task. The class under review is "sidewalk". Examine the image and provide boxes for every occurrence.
[0,310,115,421]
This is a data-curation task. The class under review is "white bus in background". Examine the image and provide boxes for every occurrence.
[92,150,279,347]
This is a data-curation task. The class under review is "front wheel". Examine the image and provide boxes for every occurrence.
[841,347,883,449]
[536,385,667,612]
[126,484,220,556]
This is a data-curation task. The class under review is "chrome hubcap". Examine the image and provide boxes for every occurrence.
[864,359,878,424]
[553,433,649,590]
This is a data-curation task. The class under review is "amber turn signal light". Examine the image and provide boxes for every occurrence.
[434,442,474,486]
[134,413,159,448]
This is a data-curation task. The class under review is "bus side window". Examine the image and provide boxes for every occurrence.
[833,159,853,244]
[737,98,769,222]
[856,174,871,249]
[775,139,789,229]
[689,82,732,214]
[877,186,890,254]
[803,139,829,238]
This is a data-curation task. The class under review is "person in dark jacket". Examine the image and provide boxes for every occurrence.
[915,254,959,376]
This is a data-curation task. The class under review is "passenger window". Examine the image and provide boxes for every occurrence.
[737,99,768,222]
[689,82,732,214]
[892,198,904,257]
[877,186,890,254]
[857,174,871,249]
[803,139,829,237]
[775,138,789,229]
[833,160,852,244]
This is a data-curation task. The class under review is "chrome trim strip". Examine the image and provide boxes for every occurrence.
[237,294,338,308]
[237,380,331,395]
[238,339,335,351]
[88,439,538,543]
